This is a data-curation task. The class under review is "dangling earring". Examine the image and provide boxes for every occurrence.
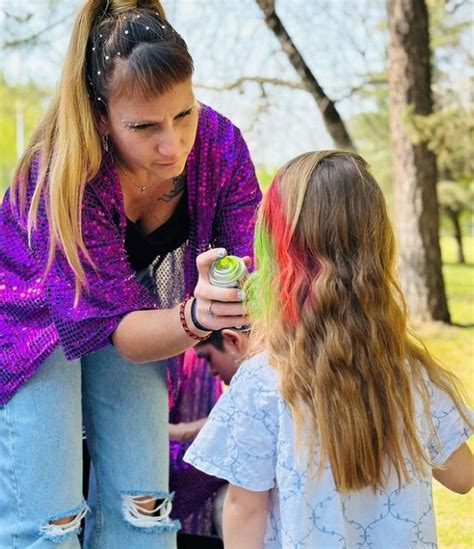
[102,134,109,153]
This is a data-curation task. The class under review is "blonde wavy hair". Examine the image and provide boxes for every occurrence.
[11,0,192,301]
[247,150,472,492]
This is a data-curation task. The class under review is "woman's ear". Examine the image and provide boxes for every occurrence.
[96,112,109,136]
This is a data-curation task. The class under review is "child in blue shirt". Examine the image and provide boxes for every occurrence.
[185,151,473,548]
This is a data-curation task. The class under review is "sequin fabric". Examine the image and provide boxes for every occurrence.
[0,104,261,406]
[169,351,225,535]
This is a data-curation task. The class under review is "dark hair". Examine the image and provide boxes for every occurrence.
[85,5,194,116]
[196,328,251,351]
[196,331,225,351]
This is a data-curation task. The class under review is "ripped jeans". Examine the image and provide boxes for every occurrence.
[0,346,179,548]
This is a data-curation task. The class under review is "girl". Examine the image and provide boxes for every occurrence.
[0,0,260,547]
[185,151,473,548]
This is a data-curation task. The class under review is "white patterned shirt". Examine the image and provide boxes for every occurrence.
[185,352,472,548]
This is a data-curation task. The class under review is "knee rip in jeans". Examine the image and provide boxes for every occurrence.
[121,491,181,533]
[40,502,89,543]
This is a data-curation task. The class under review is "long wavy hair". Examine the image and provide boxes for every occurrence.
[247,150,472,492]
[11,0,193,302]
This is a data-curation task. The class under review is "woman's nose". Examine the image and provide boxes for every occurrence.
[157,129,179,159]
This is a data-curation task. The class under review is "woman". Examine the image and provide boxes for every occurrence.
[0,1,261,547]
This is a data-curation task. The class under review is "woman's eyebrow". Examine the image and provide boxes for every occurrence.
[120,103,195,127]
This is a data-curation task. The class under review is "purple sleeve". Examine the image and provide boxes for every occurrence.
[46,184,155,360]
[213,129,262,260]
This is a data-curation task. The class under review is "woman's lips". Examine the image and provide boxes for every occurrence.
[155,159,179,166]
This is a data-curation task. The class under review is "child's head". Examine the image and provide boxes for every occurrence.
[247,150,454,492]
[251,150,398,329]
[194,329,250,385]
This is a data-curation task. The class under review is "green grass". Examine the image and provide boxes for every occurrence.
[416,235,473,548]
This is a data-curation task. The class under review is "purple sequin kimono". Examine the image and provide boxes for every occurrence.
[0,105,261,533]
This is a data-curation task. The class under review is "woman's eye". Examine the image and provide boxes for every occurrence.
[176,108,193,120]
[128,109,193,130]
[133,124,154,131]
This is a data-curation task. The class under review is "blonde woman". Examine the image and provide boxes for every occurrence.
[0,1,261,547]
[185,151,473,548]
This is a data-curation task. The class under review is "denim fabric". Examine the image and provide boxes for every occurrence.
[0,346,178,548]
[0,349,83,547]
[82,345,179,548]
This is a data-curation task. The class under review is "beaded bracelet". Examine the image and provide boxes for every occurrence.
[179,299,211,341]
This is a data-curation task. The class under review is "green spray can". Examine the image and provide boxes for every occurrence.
[209,255,248,288]
[209,255,248,329]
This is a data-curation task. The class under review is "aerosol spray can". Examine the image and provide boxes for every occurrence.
[209,255,248,329]
[209,255,248,289]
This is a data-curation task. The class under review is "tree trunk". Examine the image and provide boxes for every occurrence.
[255,0,355,151]
[446,208,466,264]
[387,0,450,322]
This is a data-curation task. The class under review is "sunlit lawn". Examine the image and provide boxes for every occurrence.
[416,235,473,548]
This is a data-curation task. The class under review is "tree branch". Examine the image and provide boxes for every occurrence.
[3,12,73,49]
[195,76,306,92]
[255,0,355,150]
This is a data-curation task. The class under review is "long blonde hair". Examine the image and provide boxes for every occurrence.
[247,150,472,492]
[11,0,192,301]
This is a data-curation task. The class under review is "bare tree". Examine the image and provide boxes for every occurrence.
[255,0,355,150]
[387,0,450,322]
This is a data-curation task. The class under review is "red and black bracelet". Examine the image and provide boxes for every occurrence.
[179,299,211,341]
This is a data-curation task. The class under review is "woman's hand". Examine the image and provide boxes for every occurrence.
[192,248,250,332]
[112,248,250,363]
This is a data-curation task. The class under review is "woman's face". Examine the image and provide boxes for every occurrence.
[103,79,198,181]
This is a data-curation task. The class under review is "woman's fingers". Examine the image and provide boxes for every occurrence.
[194,281,244,303]
[242,255,252,270]
[196,300,244,319]
[196,248,227,280]
[193,249,249,330]
[193,297,247,331]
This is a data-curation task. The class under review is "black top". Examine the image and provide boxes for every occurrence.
[125,190,189,272]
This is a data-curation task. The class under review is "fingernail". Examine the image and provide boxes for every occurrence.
[237,290,246,300]
[216,248,226,258]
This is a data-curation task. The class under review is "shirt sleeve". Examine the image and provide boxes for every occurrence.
[45,182,155,360]
[212,128,262,260]
[184,358,278,491]
[426,380,473,466]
